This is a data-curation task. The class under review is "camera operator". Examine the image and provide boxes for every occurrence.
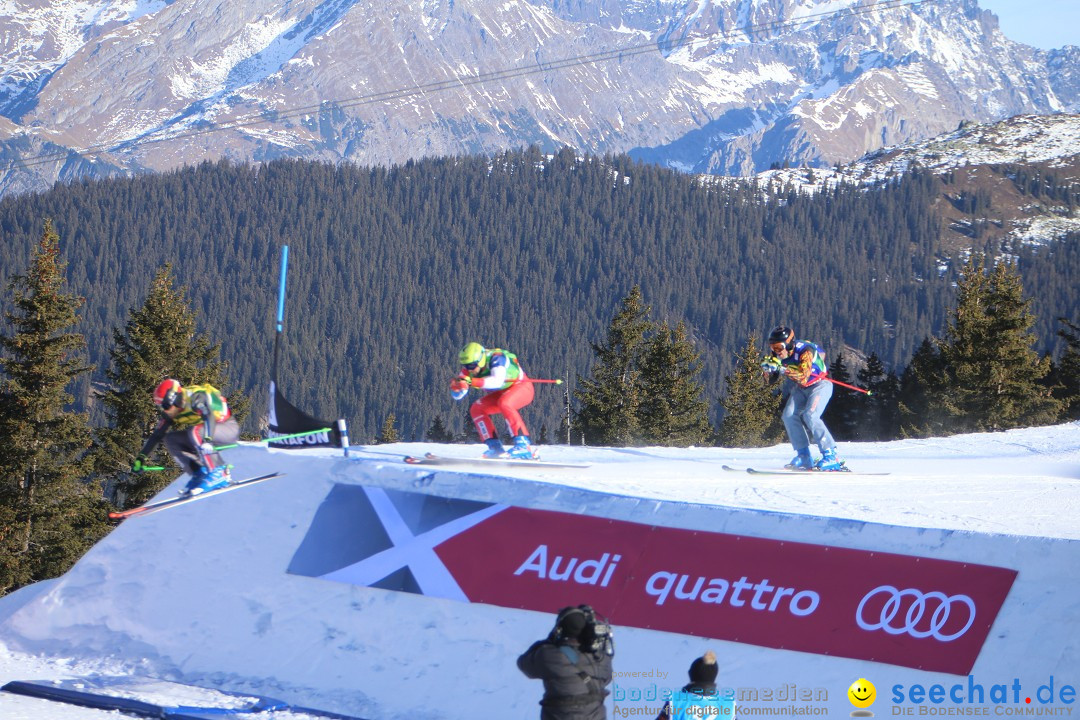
[517,605,614,720]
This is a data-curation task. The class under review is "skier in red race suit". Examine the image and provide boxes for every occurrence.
[450,342,539,460]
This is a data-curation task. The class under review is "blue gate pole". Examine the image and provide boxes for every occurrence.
[277,245,289,333]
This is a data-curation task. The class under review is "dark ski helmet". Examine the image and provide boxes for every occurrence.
[768,326,796,353]
[154,378,182,410]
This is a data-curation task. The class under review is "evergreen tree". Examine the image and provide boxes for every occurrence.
[93,265,248,509]
[1052,318,1080,420]
[456,409,475,444]
[574,287,653,446]
[425,415,454,443]
[939,255,1062,431]
[898,338,950,438]
[822,353,862,440]
[0,220,110,596]
[717,333,784,448]
[856,353,901,440]
[376,413,400,444]
[638,322,713,446]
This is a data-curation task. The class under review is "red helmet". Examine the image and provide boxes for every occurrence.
[153,378,182,410]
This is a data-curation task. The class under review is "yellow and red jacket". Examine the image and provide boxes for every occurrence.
[165,383,232,430]
[776,341,828,387]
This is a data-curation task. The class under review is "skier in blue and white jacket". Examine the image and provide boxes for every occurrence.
[761,326,844,471]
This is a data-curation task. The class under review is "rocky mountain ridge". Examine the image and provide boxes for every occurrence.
[755,112,1080,247]
[0,0,1077,198]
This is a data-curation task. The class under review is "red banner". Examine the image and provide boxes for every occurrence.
[434,506,1016,675]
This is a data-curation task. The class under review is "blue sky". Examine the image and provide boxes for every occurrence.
[977,0,1078,49]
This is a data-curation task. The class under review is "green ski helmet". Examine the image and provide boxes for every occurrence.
[458,342,487,370]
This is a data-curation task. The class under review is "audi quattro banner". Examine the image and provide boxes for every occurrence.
[289,485,1017,675]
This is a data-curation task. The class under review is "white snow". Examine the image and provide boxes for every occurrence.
[0,422,1078,719]
[1010,214,1080,244]
[896,64,939,100]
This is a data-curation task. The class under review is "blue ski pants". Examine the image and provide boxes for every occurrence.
[781,380,836,454]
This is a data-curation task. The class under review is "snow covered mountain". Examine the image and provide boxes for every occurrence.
[0,0,1077,198]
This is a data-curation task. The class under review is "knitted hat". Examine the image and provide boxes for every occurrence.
[689,650,719,684]
[556,606,588,639]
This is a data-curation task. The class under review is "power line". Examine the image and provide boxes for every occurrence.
[10,0,932,171]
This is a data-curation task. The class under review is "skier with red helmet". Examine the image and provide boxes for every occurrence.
[450,342,538,459]
[761,326,845,471]
[132,378,241,495]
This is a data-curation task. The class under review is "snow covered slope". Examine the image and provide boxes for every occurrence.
[0,423,1078,719]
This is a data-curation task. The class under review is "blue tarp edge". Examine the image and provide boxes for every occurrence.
[2,679,164,717]
[2,679,369,719]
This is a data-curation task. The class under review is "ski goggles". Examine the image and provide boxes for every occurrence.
[159,389,179,410]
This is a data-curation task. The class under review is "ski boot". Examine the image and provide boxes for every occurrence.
[482,438,508,459]
[784,449,815,471]
[183,466,232,496]
[815,448,846,472]
[181,468,208,496]
[509,435,539,460]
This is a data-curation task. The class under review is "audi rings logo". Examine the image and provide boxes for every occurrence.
[856,586,976,642]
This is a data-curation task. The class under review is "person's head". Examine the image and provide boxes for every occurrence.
[688,650,719,686]
[153,378,184,416]
[554,605,589,643]
[458,342,487,376]
[768,326,796,359]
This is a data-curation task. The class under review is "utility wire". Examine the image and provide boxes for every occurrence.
[10,0,931,170]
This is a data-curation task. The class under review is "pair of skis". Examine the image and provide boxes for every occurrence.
[108,472,285,519]
[112,449,586,520]
[722,464,889,476]
[404,452,590,469]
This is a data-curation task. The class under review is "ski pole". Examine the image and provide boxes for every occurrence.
[214,427,333,451]
[825,377,872,395]
[520,378,564,385]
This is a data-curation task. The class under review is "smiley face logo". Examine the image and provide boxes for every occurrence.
[848,678,876,709]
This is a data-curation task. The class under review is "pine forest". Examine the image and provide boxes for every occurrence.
[1,148,1077,445]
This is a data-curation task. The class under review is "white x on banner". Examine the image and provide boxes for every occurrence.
[318,486,508,600]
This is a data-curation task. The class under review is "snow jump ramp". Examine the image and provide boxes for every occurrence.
[1,438,1077,719]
